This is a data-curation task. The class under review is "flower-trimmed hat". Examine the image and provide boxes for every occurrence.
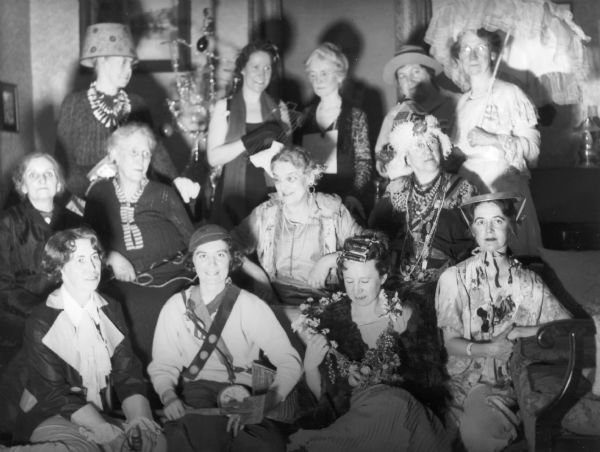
[382,45,443,85]
[387,114,452,164]
[80,23,138,67]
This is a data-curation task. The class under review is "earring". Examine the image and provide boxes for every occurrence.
[309,184,315,193]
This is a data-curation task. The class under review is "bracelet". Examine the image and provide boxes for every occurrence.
[466,342,474,356]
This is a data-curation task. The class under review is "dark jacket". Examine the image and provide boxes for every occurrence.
[0,199,81,318]
[15,292,147,441]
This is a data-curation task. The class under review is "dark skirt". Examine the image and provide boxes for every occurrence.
[164,379,287,452]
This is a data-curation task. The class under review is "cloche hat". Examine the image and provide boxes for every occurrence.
[80,23,138,67]
[382,45,443,85]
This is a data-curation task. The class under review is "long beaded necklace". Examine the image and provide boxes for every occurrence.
[401,173,446,280]
[87,82,132,128]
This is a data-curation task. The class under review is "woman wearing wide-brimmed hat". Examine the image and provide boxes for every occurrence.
[55,22,199,205]
[375,45,458,178]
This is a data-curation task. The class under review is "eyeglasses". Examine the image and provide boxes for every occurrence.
[124,148,152,159]
[459,44,490,59]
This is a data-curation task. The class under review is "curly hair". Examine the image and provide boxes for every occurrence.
[337,230,392,278]
[305,42,349,81]
[12,152,65,199]
[42,228,104,284]
[232,41,280,93]
[270,145,324,184]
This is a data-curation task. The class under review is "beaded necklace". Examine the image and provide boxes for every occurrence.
[401,173,447,280]
[87,82,131,128]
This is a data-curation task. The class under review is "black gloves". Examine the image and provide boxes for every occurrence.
[241,121,284,154]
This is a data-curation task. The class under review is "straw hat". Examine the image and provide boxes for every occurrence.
[382,45,442,85]
[80,23,138,67]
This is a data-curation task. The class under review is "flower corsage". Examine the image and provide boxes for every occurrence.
[292,291,406,390]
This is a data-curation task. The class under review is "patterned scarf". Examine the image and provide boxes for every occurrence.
[113,178,148,250]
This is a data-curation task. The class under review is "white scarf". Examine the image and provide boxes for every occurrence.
[44,288,123,409]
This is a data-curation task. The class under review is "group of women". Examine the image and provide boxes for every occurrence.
[0,20,569,452]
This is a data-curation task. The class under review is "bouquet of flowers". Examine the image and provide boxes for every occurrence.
[292,291,406,390]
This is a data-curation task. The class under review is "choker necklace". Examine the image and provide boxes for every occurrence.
[87,82,131,128]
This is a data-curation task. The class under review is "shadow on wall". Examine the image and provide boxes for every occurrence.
[319,20,385,150]
[252,15,304,111]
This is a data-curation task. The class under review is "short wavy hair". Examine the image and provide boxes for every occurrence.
[337,230,392,278]
[270,145,324,184]
[305,42,349,80]
[42,228,105,284]
[106,122,156,158]
[12,152,65,199]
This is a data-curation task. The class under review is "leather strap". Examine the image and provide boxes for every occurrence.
[181,284,242,382]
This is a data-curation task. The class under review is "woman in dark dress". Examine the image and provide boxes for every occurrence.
[84,123,195,367]
[298,42,373,223]
[288,231,450,451]
[369,114,476,284]
[0,153,81,351]
[207,41,291,229]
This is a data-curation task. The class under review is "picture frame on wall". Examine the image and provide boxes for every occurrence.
[0,82,19,133]
[79,0,191,72]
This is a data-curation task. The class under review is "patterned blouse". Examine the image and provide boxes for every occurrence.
[435,252,570,401]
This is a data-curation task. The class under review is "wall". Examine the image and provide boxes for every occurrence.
[0,0,34,205]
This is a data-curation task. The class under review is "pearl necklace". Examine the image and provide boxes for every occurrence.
[87,82,132,128]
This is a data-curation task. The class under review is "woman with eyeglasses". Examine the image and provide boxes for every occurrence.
[207,41,292,229]
[435,193,570,452]
[84,123,195,368]
[451,28,542,256]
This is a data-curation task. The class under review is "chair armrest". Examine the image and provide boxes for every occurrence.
[537,319,596,349]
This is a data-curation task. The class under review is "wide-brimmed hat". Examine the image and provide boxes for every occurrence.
[188,224,231,252]
[80,23,138,67]
[382,45,443,85]
[459,192,526,224]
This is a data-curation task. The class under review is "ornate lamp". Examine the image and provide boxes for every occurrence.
[574,106,600,168]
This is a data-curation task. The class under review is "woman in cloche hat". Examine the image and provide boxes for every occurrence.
[55,23,198,206]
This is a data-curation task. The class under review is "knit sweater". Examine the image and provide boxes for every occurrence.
[84,179,194,281]
[56,90,178,198]
[148,286,302,404]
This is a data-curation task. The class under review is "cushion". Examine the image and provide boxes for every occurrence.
[539,248,600,317]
